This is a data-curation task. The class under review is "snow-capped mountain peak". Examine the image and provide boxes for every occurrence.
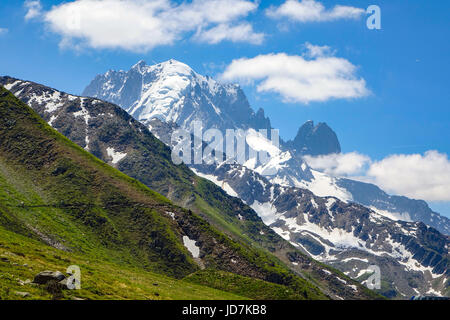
[83,59,271,133]
[133,59,196,79]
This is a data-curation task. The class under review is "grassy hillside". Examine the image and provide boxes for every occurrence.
[0,226,245,300]
[0,86,327,300]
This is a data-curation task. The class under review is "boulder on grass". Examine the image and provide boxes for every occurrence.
[33,271,66,284]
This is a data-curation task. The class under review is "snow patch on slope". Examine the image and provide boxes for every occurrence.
[3,80,22,91]
[369,206,412,222]
[295,169,353,202]
[250,200,279,225]
[106,147,127,164]
[183,236,200,258]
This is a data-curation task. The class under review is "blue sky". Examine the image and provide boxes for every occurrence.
[1,0,449,216]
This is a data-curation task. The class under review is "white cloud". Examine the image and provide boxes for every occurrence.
[194,23,264,45]
[305,150,450,202]
[266,0,364,22]
[304,152,370,176]
[0,28,8,35]
[24,0,43,20]
[366,151,450,202]
[304,42,333,58]
[221,44,369,103]
[32,0,262,52]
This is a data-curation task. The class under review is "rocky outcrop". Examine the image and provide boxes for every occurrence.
[286,120,341,156]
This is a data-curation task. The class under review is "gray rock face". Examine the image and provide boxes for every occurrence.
[33,271,66,284]
[286,120,341,156]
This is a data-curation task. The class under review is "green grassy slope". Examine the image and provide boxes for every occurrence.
[0,87,327,300]
[0,226,245,300]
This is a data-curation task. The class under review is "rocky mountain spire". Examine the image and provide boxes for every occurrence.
[290,120,341,156]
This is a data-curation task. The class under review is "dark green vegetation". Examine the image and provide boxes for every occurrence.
[0,87,328,300]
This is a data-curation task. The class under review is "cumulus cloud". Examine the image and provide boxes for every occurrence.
[366,151,450,202]
[24,0,43,20]
[221,44,369,103]
[305,150,450,202]
[32,0,262,52]
[266,0,364,22]
[304,152,370,176]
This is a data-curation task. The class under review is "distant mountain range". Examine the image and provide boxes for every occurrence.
[83,60,449,236]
